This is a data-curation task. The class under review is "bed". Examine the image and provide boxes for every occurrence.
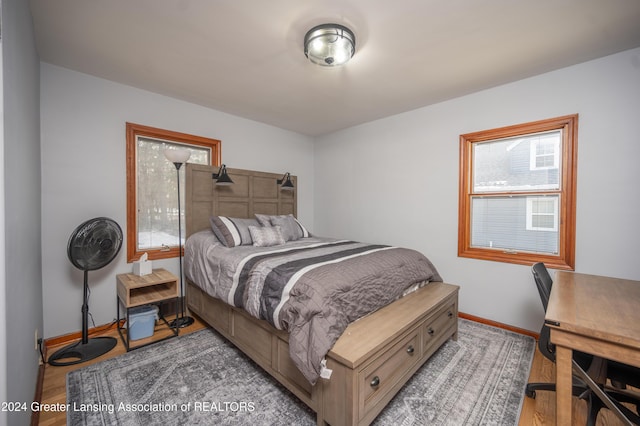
[183,164,459,426]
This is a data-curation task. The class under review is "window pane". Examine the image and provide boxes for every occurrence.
[471,195,559,254]
[472,130,561,193]
[532,215,555,229]
[136,137,210,250]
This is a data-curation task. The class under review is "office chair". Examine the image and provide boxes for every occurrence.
[525,262,640,425]
[525,263,594,404]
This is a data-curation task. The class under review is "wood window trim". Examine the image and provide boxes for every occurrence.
[458,114,578,270]
[126,122,221,263]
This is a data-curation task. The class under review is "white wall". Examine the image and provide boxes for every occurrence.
[314,47,640,333]
[40,64,315,338]
[0,26,6,426]
[3,0,43,424]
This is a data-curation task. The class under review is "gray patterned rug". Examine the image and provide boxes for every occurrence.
[67,319,534,425]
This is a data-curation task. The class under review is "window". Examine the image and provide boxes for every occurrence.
[458,115,578,269]
[526,197,558,232]
[126,123,221,262]
[530,134,559,170]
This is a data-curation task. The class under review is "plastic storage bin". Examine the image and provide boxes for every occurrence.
[127,305,159,340]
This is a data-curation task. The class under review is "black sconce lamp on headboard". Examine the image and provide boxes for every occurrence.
[277,172,294,190]
[212,164,234,185]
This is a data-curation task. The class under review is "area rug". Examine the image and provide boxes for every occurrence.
[67,319,535,425]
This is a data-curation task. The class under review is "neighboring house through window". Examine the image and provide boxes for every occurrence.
[458,115,578,269]
[126,123,221,262]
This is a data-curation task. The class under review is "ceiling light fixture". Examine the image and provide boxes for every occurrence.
[304,23,355,67]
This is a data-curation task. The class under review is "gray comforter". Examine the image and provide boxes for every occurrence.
[185,231,442,384]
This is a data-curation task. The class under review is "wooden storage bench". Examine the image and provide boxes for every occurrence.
[187,279,459,426]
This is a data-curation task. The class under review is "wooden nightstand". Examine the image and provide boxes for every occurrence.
[116,268,180,351]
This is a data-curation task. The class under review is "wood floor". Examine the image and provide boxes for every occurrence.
[518,346,629,426]
[37,316,630,426]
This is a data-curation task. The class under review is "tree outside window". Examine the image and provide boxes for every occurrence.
[126,123,221,262]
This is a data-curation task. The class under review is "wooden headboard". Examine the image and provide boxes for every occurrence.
[185,163,297,237]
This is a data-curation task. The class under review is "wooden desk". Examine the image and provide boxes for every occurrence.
[545,271,640,425]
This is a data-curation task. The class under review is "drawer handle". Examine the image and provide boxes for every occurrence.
[370,376,380,387]
[448,311,454,318]
[406,345,415,355]
[428,327,435,335]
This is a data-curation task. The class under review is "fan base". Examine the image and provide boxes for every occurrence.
[48,337,117,366]
[170,315,194,329]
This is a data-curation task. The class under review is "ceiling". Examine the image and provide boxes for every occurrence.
[29,0,640,137]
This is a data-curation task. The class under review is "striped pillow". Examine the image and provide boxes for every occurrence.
[209,216,259,247]
[249,226,286,247]
[255,214,310,241]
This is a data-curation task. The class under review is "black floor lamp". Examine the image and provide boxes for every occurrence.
[164,148,194,328]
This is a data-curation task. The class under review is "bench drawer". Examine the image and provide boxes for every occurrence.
[358,327,420,419]
[423,301,457,355]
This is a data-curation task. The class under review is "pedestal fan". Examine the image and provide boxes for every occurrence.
[48,217,123,366]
